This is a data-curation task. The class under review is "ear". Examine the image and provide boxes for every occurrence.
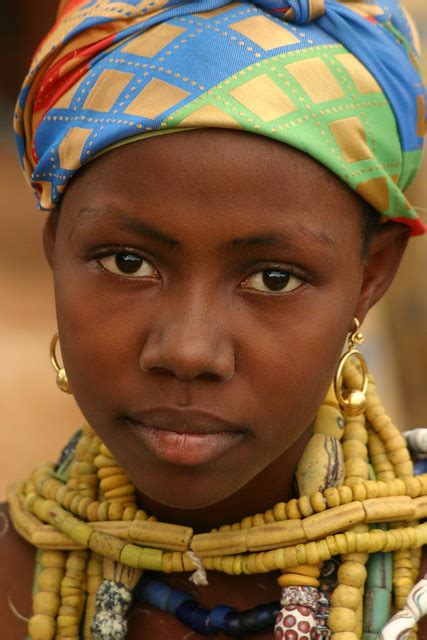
[43,210,59,269]
[355,222,410,323]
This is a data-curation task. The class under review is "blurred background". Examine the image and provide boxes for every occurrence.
[0,2,426,500]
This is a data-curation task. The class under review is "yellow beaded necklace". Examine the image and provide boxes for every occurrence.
[7,360,427,640]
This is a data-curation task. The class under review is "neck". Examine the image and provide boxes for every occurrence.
[136,424,312,532]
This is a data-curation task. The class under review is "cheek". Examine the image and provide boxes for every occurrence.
[53,271,149,423]
[240,297,351,455]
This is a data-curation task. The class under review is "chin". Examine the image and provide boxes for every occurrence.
[131,461,248,510]
[141,488,227,511]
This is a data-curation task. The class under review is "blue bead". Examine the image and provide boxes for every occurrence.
[134,576,173,611]
[266,601,281,619]
[175,601,213,635]
[252,603,276,629]
[208,605,235,631]
[414,459,427,475]
[175,600,200,623]
[190,605,215,635]
[222,611,244,636]
[238,609,259,632]
[164,588,193,614]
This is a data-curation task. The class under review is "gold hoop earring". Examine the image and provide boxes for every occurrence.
[334,318,368,417]
[50,333,72,394]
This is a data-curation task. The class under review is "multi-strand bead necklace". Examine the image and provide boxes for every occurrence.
[7,361,427,639]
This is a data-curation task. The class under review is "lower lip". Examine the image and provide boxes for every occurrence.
[128,423,243,466]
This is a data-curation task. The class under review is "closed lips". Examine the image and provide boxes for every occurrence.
[124,409,248,465]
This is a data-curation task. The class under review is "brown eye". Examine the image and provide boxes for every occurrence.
[99,252,158,278]
[242,269,302,293]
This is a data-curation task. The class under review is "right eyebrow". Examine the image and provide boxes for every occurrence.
[76,206,180,248]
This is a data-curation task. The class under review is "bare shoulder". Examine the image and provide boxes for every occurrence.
[0,502,35,640]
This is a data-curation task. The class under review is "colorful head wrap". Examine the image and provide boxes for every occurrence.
[15,0,426,234]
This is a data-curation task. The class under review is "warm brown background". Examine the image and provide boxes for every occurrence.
[1,1,426,500]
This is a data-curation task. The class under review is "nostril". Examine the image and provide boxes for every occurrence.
[149,368,221,382]
[201,371,222,382]
[141,358,232,383]
[149,366,176,377]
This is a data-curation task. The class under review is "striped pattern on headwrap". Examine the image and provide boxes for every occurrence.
[15,0,426,234]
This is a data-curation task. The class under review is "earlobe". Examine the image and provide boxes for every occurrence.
[43,210,58,269]
[354,222,410,323]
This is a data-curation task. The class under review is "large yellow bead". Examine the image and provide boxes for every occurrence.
[337,486,353,504]
[364,480,379,499]
[324,487,340,508]
[345,422,368,444]
[328,607,357,632]
[40,552,66,569]
[278,573,319,588]
[28,614,56,640]
[404,477,421,498]
[298,496,314,517]
[33,592,61,617]
[338,561,367,588]
[273,502,286,521]
[342,440,367,460]
[351,484,367,501]
[331,584,360,610]
[66,553,86,573]
[286,499,301,519]
[38,568,64,593]
[86,501,101,522]
[311,491,327,512]
[285,564,321,578]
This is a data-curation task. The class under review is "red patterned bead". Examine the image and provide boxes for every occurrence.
[275,604,317,640]
[275,586,320,640]
[284,614,297,627]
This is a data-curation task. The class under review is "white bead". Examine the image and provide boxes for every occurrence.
[402,428,427,455]
[406,578,427,620]
[379,578,427,640]
[378,609,415,640]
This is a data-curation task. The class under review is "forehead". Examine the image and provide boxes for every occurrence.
[61,128,364,245]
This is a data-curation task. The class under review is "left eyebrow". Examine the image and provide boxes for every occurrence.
[227,227,336,251]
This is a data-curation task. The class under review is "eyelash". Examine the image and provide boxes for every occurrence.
[92,246,157,274]
[92,247,307,294]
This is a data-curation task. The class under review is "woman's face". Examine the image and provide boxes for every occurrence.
[47,129,399,510]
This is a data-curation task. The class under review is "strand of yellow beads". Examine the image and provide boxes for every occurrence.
[329,409,370,640]
[83,553,103,640]
[56,549,88,639]
[28,549,66,640]
[343,363,421,617]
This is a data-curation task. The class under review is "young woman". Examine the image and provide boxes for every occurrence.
[2,1,426,638]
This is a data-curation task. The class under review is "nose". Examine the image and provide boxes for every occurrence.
[139,299,235,382]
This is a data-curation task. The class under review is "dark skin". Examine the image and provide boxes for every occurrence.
[2,129,425,639]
